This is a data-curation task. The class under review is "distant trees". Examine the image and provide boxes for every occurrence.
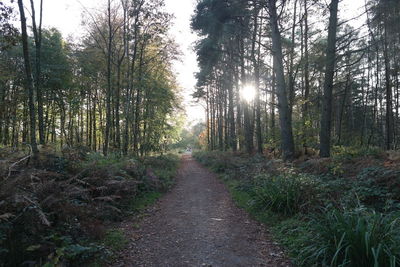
[0,0,182,156]
[192,0,400,159]
[0,1,18,50]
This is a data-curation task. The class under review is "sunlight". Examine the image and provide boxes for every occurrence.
[240,85,256,102]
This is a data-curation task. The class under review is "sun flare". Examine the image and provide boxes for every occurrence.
[240,85,256,102]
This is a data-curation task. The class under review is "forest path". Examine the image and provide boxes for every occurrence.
[112,154,291,267]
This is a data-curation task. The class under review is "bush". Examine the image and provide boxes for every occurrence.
[300,208,400,267]
[356,167,400,203]
[102,230,128,251]
[140,154,180,191]
[332,146,383,161]
[251,173,321,215]
[193,151,247,173]
[193,151,400,266]
[0,150,180,266]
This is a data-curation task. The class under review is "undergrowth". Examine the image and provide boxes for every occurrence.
[0,146,180,266]
[193,150,400,266]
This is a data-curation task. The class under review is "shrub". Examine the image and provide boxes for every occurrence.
[251,173,321,215]
[300,208,400,267]
[140,154,180,191]
[356,167,400,203]
[0,150,180,266]
[332,146,383,161]
[102,230,128,251]
[193,151,250,174]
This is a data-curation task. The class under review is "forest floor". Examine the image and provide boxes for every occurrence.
[111,154,292,266]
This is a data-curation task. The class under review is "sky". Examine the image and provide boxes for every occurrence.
[25,0,366,126]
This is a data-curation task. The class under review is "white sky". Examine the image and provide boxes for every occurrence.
[20,0,366,125]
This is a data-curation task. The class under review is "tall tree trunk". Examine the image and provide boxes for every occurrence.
[104,0,113,156]
[252,5,263,154]
[268,0,295,160]
[383,14,393,150]
[115,63,122,151]
[133,44,145,154]
[302,0,310,152]
[319,0,339,158]
[288,0,298,117]
[29,0,45,145]
[17,0,38,156]
[227,53,236,151]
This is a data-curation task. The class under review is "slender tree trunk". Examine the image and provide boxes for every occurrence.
[115,63,122,151]
[288,0,298,117]
[319,0,339,158]
[270,69,276,142]
[227,54,236,151]
[133,44,145,154]
[383,16,393,150]
[17,0,38,156]
[252,5,263,154]
[104,0,113,156]
[303,0,310,152]
[29,0,45,145]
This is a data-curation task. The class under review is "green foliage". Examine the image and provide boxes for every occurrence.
[0,2,19,50]
[272,217,312,263]
[332,146,383,161]
[141,154,180,190]
[251,174,321,215]
[130,191,162,212]
[193,150,247,173]
[298,208,400,267]
[194,151,400,266]
[171,122,206,150]
[27,234,103,266]
[102,230,128,252]
[353,167,400,209]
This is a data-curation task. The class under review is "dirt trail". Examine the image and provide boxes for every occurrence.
[113,155,291,266]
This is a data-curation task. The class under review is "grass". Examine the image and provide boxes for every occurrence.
[102,230,128,252]
[129,191,162,212]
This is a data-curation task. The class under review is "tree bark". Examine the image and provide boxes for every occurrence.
[268,0,295,160]
[29,0,45,145]
[104,0,113,156]
[319,0,339,158]
[17,0,38,156]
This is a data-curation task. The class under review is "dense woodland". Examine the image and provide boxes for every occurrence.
[192,0,400,159]
[1,0,400,266]
[0,0,182,157]
[191,1,400,265]
[0,0,185,265]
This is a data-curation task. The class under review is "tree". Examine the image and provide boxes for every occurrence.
[0,1,18,51]
[17,0,38,155]
[319,0,339,157]
[29,0,45,145]
[267,0,295,160]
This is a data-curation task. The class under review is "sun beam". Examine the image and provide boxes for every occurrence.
[240,85,256,102]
